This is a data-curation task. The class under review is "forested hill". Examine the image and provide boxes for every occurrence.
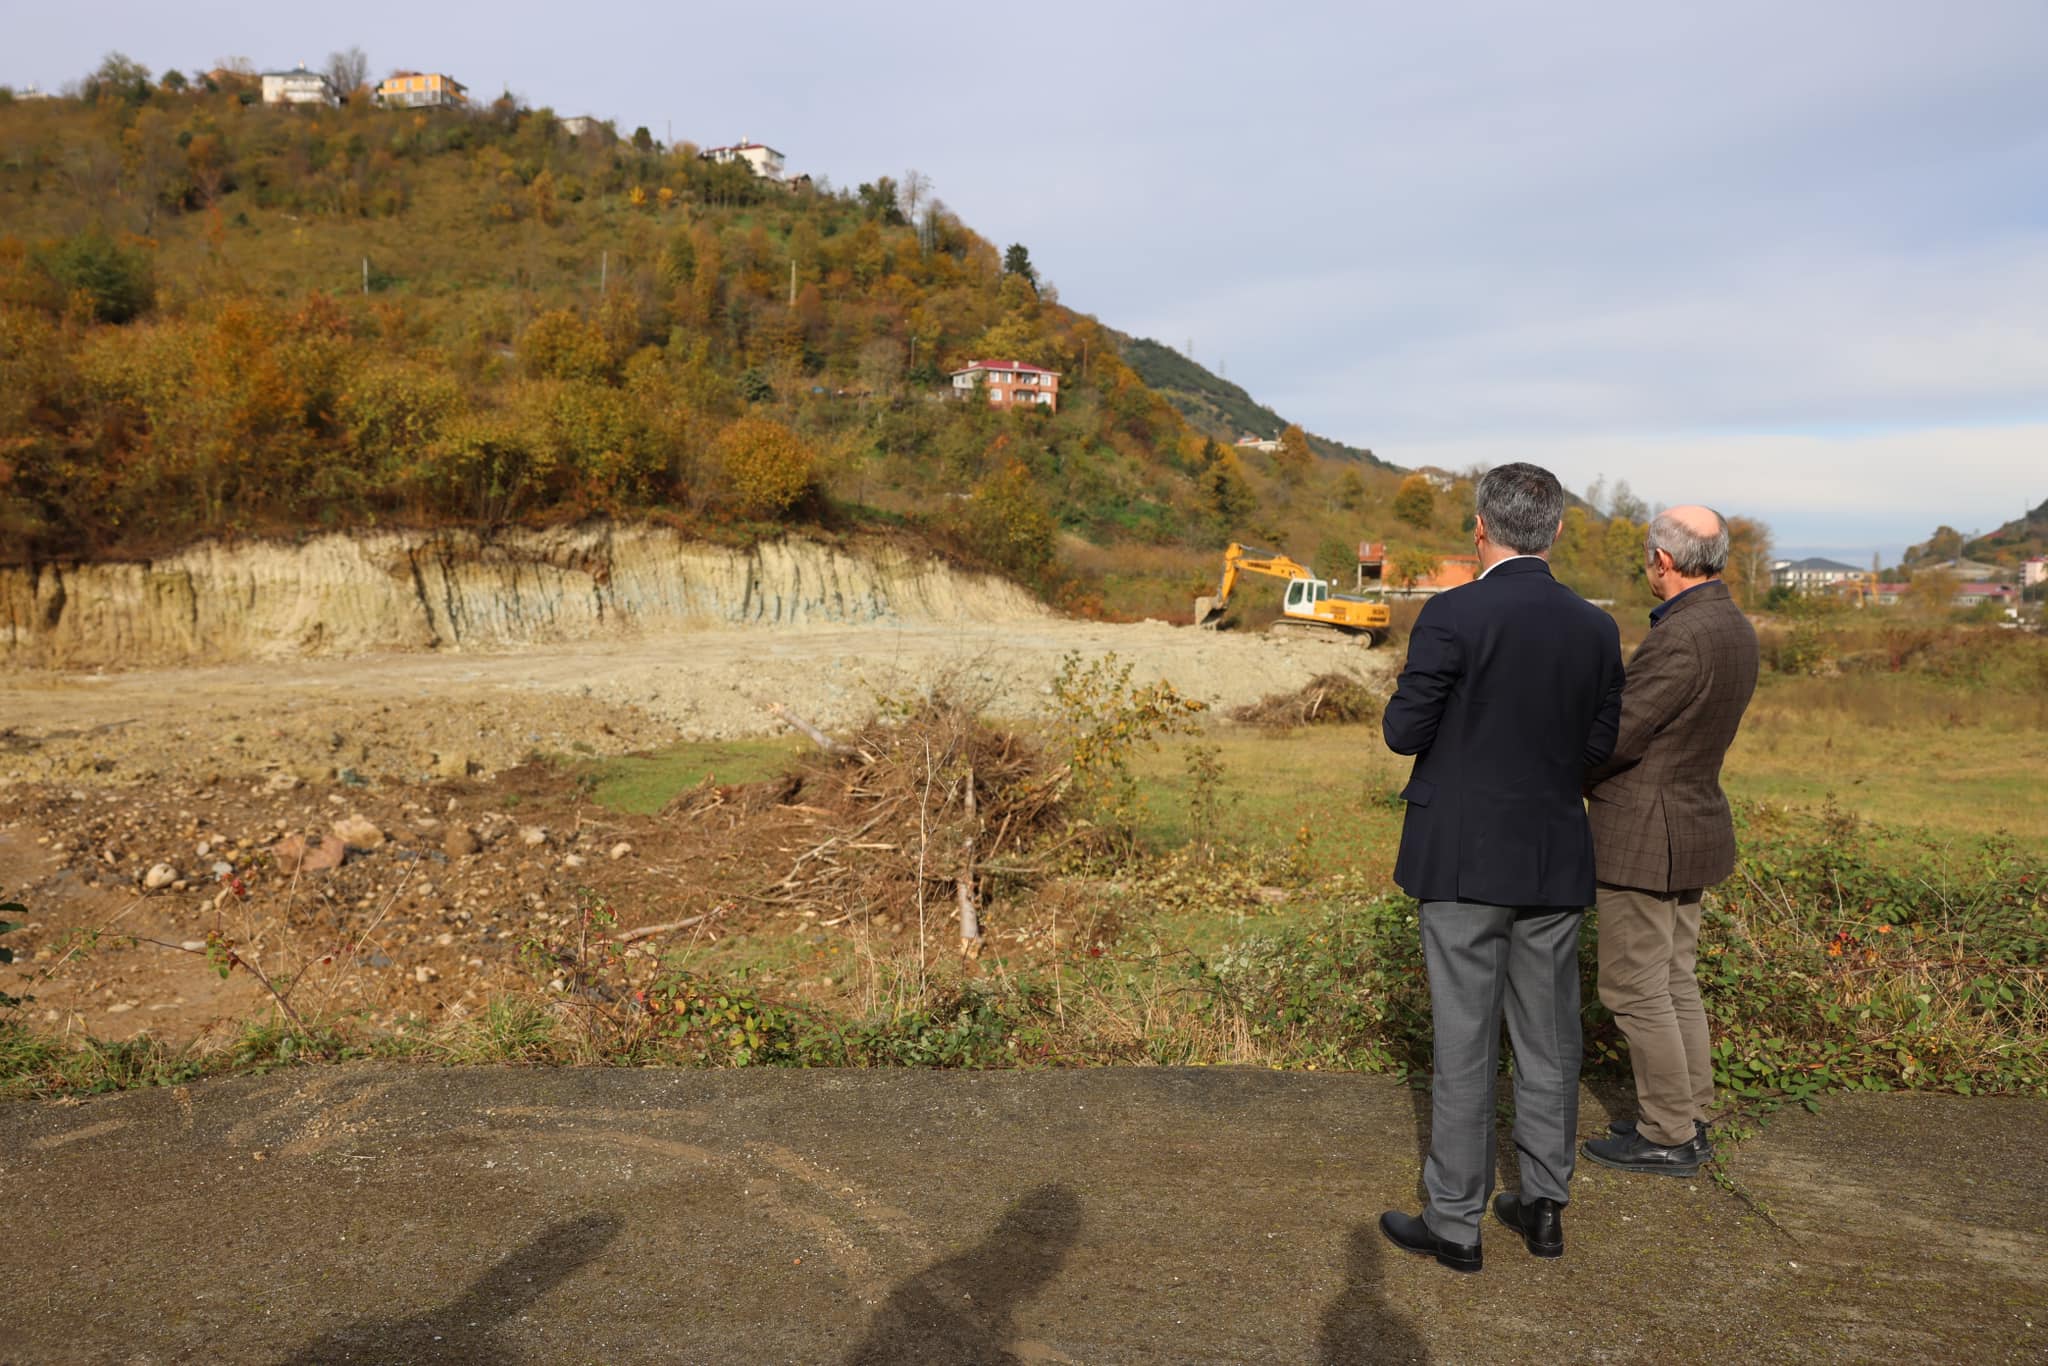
[3,60,1691,618]
[1113,333,1396,470]
[1966,496,2048,566]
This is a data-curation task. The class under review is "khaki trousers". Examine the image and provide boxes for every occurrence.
[1595,884,1714,1146]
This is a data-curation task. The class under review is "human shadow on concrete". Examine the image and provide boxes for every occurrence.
[842,1183,1081,1366]
[278,1211,624,1364]
[1316,1223,1433,1365]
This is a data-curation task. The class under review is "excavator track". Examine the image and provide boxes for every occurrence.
[1267,619,1384,648]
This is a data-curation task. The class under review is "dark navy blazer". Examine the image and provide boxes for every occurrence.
[1382,556,1624,908]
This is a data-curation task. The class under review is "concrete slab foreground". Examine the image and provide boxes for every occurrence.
[3,1065,2042,1363]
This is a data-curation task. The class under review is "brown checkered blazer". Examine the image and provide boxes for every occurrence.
[1585,579,1758,893]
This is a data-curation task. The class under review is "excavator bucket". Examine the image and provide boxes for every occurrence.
[1194,595,1226,630]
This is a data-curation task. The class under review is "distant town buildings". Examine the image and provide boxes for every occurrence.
[1922,556,2006,582]
[1357,542,1479,595]
[1770,557,1864,592]
[949,360,1061,413]
[260,64,339,108]
[1955,582,2019,609]
[701,140,786,181]
[374,71,467,109]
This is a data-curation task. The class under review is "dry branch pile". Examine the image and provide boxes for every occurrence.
[1228,672,1383,730]
[664,696,1068,954]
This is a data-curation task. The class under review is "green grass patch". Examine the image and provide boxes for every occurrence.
[578,737,805,814]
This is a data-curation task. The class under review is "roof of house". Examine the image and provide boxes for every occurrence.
[950,360,1061,377]
[1959,582,2016,593]
[262,68,333,81]
[1781,556,1862,572]
[702,142,783,156]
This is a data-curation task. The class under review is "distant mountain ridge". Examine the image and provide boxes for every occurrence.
[1111,333,1398,470]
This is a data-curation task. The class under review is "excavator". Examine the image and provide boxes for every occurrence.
[1194,543,1392,646]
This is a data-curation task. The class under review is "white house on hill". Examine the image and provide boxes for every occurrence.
[701,140,786,181]
[261,65,340,107]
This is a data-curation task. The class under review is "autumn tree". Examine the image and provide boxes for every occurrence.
[713,415,814,517]
[1606,478,1649,523]
[520,309,611,382]
[325,47,369,98]
[1275,424,1312,478]
[83,52,152,105]
[1393,473,1436,528]
[1334,467,1366,511]
[1905,567,1960,617]
[36,230,155,323]
[529,169,557,225]
[1722,515,1774,605]
[961,460,1057,578]
[1204,451,1257,527]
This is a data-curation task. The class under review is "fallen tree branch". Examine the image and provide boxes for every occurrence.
[610,907,727,944]
[765,702,858,758]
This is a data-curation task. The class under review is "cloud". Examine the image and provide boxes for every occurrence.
[1385,423,2046,556]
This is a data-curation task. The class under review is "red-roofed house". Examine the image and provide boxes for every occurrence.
[1956,582,2018,608]
[949,360,1061,413]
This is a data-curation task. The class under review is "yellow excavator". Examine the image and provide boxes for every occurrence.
[1195,543,1392,646]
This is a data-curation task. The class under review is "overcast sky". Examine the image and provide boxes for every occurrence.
[10,1,2045,562]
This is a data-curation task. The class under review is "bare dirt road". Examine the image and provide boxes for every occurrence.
[1,617,1390,786]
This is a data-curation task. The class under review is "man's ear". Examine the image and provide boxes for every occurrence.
[1473,514,1488,542]
[1554,518,1564,543]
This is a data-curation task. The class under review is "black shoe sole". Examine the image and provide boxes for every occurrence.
[1581,1146,1700,1178]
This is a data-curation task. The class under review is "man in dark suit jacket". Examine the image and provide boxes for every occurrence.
[1377,463,1624,1274]
[1580,506,1758,1178]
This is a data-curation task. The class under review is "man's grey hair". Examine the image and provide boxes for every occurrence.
[1473,463,1565,554]
[1646,508,1730,576]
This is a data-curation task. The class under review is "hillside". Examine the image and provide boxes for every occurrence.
[0,60,1672,617]
[1966,496,2048,566]
[1113,333,1396,469]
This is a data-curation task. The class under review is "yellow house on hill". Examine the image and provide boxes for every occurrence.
[374,71,467,109]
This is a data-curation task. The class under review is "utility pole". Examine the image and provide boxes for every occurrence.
[362,257,369,295]
[789,257,796,307]
[600,249,608,293]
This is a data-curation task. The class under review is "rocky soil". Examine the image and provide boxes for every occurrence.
[1,606,1393,1045]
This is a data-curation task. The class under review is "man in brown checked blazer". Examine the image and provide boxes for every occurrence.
[1581,505,1758,1178]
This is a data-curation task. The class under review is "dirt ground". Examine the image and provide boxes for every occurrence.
[4,1066,2042,1363]
[0,619,1389,1044]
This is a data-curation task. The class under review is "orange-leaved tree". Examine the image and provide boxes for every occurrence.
[712,415,815,518]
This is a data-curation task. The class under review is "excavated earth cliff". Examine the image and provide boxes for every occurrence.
[0,526,1046,669]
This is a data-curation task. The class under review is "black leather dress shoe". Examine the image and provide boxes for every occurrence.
[1378,1210,1481,1273]
[1607,1118,1713,1159]
[1581,1129,1704,1177]
[1491,1193,1564,1258]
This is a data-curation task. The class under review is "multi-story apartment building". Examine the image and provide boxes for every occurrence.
[949,360,1062,413]
[373,71,467,109]
[1770,557,1863,592]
